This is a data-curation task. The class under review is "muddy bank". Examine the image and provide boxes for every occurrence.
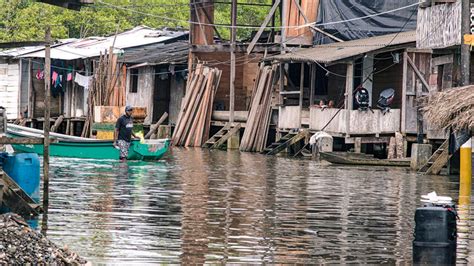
[0,213,87,264]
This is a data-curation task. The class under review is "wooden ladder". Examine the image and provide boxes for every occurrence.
[418,139,450,175]
[0,170,42,216]
[202,123,241,149]
[262,129,309,155]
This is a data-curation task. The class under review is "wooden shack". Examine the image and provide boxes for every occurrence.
[119,39,189,126]
[269,31,440,154]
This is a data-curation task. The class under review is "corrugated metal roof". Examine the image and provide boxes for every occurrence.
[271,31,416,64]
[119,41,189,65]
[18,26,189,60]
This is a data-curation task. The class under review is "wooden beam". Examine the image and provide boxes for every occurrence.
[230,0,237,124]
[145,112,168,139]
[0,137,46,144]
[43,27,51,219]
[193,3,209,46]
[27,59,33,119]
[299,63,304,127]
[345,62,354,136]
[192,44,281,53]
[199,2,222,42]
[401,52,408,133]
[432,54,454,66]
[310,64,316,106]
[309,26,345,43]
[247,0,281,54]
[407,55,431,93]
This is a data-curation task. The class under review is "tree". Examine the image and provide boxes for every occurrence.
[0,0,273,42]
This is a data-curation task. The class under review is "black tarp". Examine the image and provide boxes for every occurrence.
[315,0,418,44]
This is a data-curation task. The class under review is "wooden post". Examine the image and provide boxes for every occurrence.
[310,64,316,106]
[43,27,51,217]
[229,0,237,125]
[27,59,33,119]
[362,56,373,106]
[299,63,304,127]
[345,62,354,136]
[460,0,470,86]
[401,51,408,133]
[279,63,284,105]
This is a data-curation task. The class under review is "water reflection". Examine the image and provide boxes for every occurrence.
[35,149,470,264]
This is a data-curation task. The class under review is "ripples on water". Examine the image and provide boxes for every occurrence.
[34,148,466,264]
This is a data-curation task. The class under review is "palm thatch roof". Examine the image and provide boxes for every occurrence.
[422,86,474,132]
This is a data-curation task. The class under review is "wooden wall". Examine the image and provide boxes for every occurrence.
[192,52,261,111]
[31,61,61,118]
[416,1,461,49]
[0,59,20,119]
[309,107,401,135]
[169,75,185,125]
[284,0,319,45]
[126,66,154,125]
[190,0,214,45]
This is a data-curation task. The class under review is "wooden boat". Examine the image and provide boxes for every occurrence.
[320,152,411,167]
[6,124,170,160]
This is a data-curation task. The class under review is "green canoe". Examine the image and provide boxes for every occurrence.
[7,129,170,160]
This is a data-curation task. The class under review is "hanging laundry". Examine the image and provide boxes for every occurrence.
[55,74,62,89]
[67,66,73,81]
[51,71,58,85]
[35,69,44,80]
[74,73,93,90]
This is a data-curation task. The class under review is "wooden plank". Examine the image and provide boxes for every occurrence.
[426,149,450,175]
[266,129,309,155]
[203,69,221,141]
[298,63,304,128]
[442,63,453,89]
[432,54,454,66]
[407,55,431,93]
[310,64,316,106]
[401,51,408,133]
[345,62,354,136]
[145,112,168,139]
[212,123,241,149]
[172,64,204,144]
[416,1,461,49]
[182,68,209,146]
[0,137,46,144]
[247,0,281,54]
[50,115,63,132]
[1,171,41,216]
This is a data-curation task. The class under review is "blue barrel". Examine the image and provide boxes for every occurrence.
[1,153,40,203]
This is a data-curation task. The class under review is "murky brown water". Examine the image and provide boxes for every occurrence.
[34,148,470,264]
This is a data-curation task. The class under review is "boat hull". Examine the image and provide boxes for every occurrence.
[8,131,170,160]
[320,152,410,167]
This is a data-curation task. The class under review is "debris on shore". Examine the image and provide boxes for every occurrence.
[0,213,87,265]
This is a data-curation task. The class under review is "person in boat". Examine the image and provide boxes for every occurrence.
[114,106,138,161]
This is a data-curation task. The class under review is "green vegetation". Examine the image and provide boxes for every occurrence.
[0,0,276,42]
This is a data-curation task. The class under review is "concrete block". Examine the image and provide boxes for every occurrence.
[411,144,433,170]
[227,133,240,150]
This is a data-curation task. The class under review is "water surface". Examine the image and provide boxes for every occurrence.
[37,148,470,264]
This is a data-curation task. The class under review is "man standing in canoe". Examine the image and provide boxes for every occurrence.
[114,106,138,161]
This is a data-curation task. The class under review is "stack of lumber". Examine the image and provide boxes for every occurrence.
[83,48,126,137]
[240,64,277,152]
[172,63,222,147]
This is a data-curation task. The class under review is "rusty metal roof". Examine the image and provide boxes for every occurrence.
[119,41,189,65]
[271,31,416,64]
